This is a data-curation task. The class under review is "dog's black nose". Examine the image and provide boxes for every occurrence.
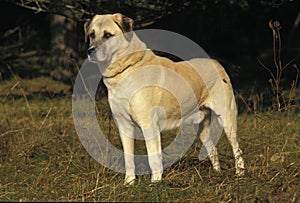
[88,47,95,55]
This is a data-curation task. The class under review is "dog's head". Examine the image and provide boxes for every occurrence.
[84,13,134,62]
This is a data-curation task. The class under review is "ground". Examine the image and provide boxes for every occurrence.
[0,78,299,202]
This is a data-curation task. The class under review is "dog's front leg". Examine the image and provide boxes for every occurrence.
[120,133,136,185]
[114,117,136,185]
[143,131,163,183]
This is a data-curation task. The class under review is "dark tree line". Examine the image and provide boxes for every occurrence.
[0,0,299,88]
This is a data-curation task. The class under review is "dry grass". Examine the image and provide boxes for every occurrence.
[0,78,299,202]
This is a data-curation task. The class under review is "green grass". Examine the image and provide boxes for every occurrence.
[0,79,299,202]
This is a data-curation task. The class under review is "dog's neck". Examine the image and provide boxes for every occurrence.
[102,33,148,78]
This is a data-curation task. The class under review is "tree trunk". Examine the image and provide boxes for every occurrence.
[50,14,77,83]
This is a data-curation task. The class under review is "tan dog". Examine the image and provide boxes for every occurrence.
[84,13,245,185]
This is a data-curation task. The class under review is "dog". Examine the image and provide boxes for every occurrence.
[84,13,245,185]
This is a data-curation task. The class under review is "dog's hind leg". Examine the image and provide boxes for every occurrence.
[222,112,245,176]
[198,110,221,172]
[214,97,245,176]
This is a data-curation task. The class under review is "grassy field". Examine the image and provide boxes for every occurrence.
[0,79,299,202]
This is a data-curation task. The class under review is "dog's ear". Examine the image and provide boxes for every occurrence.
[113,13,134,34]
[84,19,91,43]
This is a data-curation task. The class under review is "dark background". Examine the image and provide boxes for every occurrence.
[0,0,299,94]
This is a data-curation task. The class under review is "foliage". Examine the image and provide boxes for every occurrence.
[8,0,296,24]
[1,0,298,82]
[257,20,299,112]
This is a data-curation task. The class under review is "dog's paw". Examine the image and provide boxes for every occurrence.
[151,172,162,183]
[124,175,136,186]
[235,167,246,177]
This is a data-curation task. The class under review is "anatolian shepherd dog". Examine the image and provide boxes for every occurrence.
[84,13,245,185]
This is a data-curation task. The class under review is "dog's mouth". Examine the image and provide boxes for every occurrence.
[87,52,96,62]
[87,55,98,64]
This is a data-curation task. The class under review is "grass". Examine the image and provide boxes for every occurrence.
[0,78,299,202]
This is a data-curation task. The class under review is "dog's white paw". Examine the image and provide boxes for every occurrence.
[235,153,245,176]
[236,167,245,177]
[151,172,162,183]
[124,175,136,186]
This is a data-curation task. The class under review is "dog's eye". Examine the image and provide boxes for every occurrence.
[89,31,95,39]
[103,31,113,39]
